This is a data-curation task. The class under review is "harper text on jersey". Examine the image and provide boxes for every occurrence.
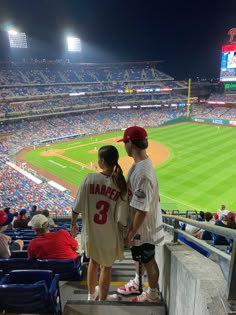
[89,184,121,201]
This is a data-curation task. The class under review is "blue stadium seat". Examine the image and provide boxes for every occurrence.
[0,258,37,274]
[37,257,83,280]
[178,235,211,257]
[10,250,28,258]
[0,270,62,314]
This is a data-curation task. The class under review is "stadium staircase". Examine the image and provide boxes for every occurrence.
[62,249,167,315]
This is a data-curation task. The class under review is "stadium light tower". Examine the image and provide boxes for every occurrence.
[8,30,28,48]
[67,37,81,52]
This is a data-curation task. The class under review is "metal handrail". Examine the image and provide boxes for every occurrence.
[162,214,236,307]
[163,215,236,240]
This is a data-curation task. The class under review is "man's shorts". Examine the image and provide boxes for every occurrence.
[131,243,155,264]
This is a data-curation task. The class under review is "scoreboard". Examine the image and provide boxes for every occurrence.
[220,44,236,82]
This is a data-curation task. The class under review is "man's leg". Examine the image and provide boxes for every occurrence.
[131,245,159,302]
[144,257,159,290]
[117,248,145,296]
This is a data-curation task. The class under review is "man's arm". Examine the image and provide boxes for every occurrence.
[127,209,148,247]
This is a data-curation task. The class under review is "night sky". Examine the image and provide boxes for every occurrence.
[0,0,236,80]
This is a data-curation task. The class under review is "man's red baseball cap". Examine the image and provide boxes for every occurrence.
[117,126,148,142]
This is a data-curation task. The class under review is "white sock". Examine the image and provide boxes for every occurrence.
[134,273,144,285]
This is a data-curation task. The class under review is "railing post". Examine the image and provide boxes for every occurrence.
[173,219,179,243]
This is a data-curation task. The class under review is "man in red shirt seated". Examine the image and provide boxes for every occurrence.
[27,214,79,260]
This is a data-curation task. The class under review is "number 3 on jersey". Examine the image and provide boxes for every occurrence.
[94,200,110,224]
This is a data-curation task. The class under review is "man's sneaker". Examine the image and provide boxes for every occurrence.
[88,285,99,301]
[117,279,143,296]
[131,291,159,302]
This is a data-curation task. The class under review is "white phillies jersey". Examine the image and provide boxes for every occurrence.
[72,173,129,266]
[127,157,164,246]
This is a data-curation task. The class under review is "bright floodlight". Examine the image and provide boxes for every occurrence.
[67,37,81,52]
[8,30,27,48]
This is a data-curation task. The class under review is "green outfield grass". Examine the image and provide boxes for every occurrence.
[22,123,236,212]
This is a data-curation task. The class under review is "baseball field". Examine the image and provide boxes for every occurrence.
[17,122,236,212]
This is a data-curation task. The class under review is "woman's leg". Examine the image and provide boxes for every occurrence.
[99,265,112,300]
[87,258,99,295]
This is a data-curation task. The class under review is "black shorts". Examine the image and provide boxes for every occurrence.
[9,242,21,253]
[131,243,155,264]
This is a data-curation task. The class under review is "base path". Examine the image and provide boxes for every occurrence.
[14,140,170,198]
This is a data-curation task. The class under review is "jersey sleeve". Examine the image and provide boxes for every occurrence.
[130,176,154,212]
[72,175,89,214]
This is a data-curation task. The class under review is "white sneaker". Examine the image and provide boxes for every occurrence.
[88,285,99,301]
[92,286,122,301]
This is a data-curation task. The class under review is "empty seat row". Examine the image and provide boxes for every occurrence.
[0,257,83,280]
[0,270,62,314]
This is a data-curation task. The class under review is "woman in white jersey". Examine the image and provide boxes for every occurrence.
[71,145,128,301]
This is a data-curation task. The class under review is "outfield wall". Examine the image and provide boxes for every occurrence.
[160,116,236,127]
[191,117,231,125]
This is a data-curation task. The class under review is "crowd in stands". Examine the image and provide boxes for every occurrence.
[207,92,236,105]
[0,61,174,86]
[183,207,236,251]
[1,92,187,117]
[0,82,185,99]
[191,104,236,120]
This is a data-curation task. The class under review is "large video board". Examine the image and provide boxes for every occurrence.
[220,44,236,82]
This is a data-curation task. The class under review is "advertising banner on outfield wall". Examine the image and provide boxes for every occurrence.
[230,120,236,126]
[191,117,230,125]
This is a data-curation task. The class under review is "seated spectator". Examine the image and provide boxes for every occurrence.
[41,209,57,227]
[226,212,236,229]
[198,211,205,221]
[12,212,19,226]
[27,214,79,260]
[185,223,201,237]
[200,212,213,240]
[29,205,41,219]
[185,213,202,237]
[13,209,29,229]
[4,207,11,214]
[213,212,236,245]
[0,210,24,258]
[218,204,229,219]
[4,207,14,230]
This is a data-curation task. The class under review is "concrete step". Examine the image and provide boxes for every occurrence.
[63,299,166,315]
[61,249,166,314]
